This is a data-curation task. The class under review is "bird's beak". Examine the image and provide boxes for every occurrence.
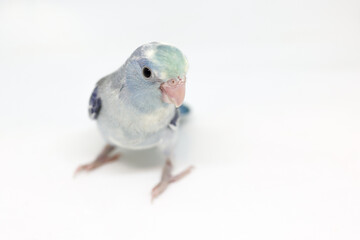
[160,77,186,107]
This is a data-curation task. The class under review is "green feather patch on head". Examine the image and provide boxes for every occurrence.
[147,44,188,80]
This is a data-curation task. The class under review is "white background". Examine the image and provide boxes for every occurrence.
[1,0,360,239]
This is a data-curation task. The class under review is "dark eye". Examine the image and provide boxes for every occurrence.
[142,67,152,78]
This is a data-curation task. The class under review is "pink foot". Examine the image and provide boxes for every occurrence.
[74,145,120,177]
[151,159,194,201]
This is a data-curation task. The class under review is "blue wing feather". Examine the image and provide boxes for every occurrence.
[88,86,102,119]
[169,109,180,127]
[178,104,190,115]
[169,104,191,128]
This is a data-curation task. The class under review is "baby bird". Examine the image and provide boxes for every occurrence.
[75,42,193,200]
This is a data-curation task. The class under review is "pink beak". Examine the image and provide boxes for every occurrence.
[160,77,186,107]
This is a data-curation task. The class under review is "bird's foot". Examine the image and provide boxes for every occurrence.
[74,144,120,177]
[151,159,194,202]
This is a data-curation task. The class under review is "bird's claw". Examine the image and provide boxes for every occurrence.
[73,151,120,178]
[151,161,194,202]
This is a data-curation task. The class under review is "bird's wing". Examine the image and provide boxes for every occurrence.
[169,109,180,128]
[88,86,102,119]
[178,104,190,115]
[168,104,190,129]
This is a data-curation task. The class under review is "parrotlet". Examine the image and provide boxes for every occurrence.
[75,42,192,200]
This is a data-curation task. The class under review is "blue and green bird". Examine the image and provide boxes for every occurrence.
[76,42,192,200]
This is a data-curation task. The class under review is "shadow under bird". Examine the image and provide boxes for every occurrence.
[75,42,193,201]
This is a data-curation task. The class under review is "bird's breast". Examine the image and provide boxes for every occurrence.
[97,96,175,149]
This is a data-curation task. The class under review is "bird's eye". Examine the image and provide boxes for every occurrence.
[142,67,152,79]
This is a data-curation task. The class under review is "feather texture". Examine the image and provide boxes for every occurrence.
[88,87,102,119]
[91,42,189,151]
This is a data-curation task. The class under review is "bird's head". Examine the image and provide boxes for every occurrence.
[124,42,188,109]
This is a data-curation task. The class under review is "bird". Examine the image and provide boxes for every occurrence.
[75,42,193,201]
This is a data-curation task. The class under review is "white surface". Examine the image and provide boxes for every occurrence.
[1,0,360,239]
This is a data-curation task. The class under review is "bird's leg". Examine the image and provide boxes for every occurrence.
[151,159,193,201]
[74,144,120,176]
